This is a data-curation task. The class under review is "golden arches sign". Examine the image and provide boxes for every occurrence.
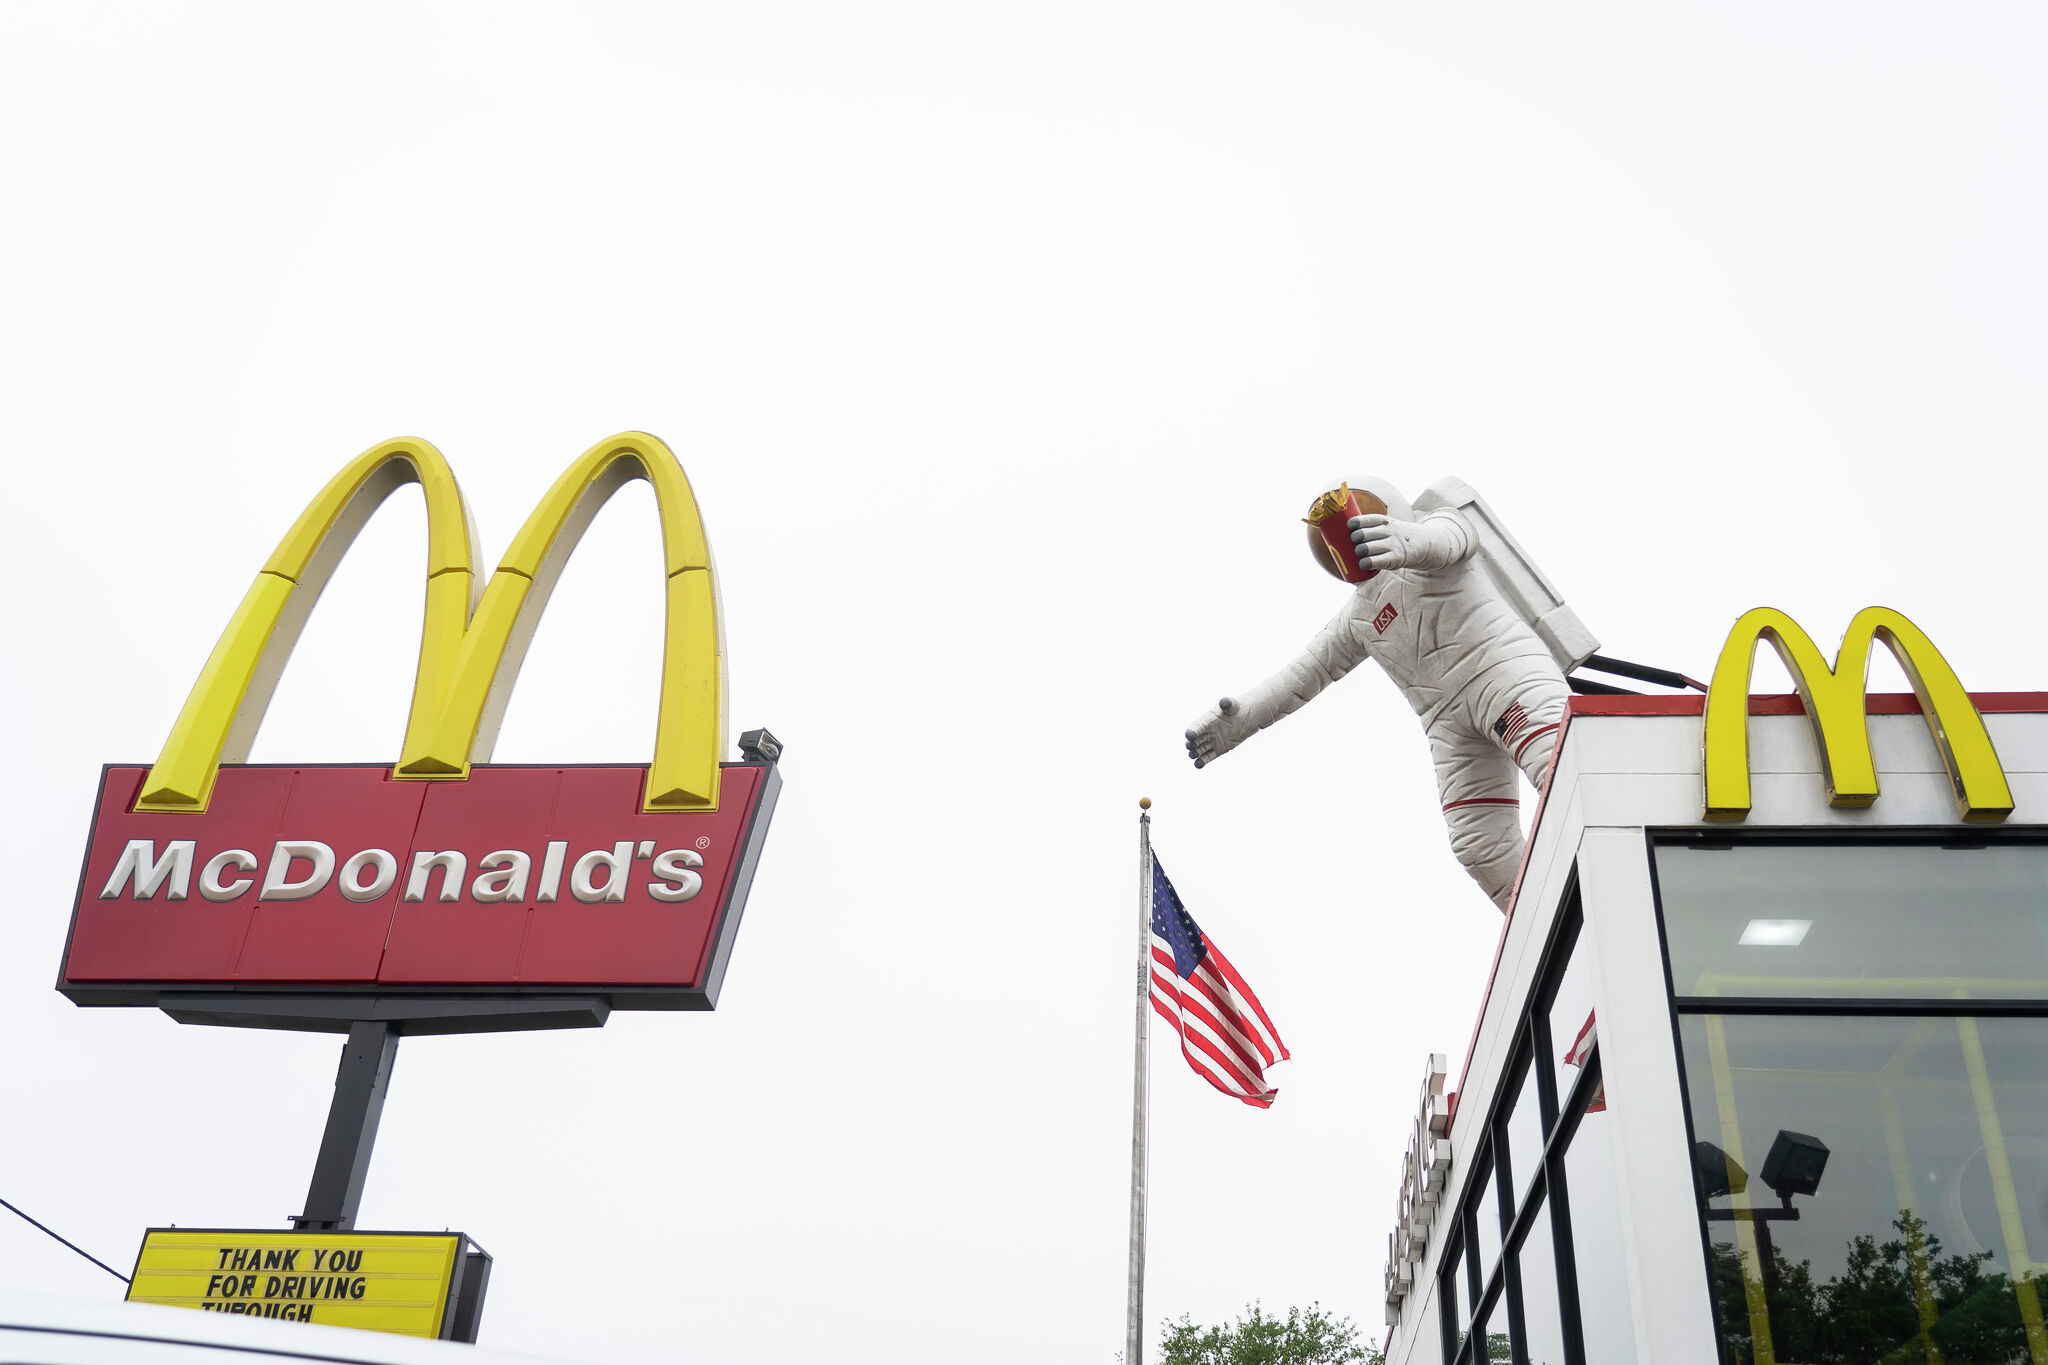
[1701,605,2011,822]
[138,432,725,816]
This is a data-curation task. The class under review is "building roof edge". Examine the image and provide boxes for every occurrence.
[1567,690,2048,717]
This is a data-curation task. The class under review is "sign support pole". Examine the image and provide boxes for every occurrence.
[294,1021,399,1231]
[1126,800,1154,1365]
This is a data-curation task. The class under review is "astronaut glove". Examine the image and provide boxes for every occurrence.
[1185,696,1254,768]
[1349,511,1466,573]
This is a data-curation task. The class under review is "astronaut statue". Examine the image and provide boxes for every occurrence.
[1183,476,1597,913]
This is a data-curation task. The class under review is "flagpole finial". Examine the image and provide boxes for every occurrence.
[1138,797,1152,810]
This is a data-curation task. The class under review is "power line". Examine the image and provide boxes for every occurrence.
[0,1196,130,1285]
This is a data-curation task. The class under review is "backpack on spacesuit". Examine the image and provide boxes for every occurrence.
[1413,476,1600,675]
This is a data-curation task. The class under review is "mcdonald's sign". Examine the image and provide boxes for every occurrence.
[58,434,780,1023]
[1701,605,2013,823]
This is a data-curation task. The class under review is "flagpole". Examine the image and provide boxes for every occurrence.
[1127,796,1154,1365]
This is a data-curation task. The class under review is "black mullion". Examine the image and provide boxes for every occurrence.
[1468,1141,1509,1355]
[1531,999,1559,1136]
[1531,887,1584,1127]
[1529,880,1583,1150]
[1439,1227,1467,1364]
[1441,1244,1458,1365]
[1503,1179,1565,1365]
[1501,1168,1550,1249]
[1502,1259,1529,1365]
[1494,1039,1532,1201]
[1525,962,1571,1363]
[1673,995,2048,1016]
[1465,1156,1487,1346]
[1473,1275,1505,1361]
[1492,1073,1531,1365]
[1650,825,2048,849]
[1546,1051,1596,1365]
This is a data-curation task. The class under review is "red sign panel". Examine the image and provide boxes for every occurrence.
[60,763,776,1012]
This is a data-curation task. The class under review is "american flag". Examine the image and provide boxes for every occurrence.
[1492,700,1533,746]
[1149,857,1289,1107]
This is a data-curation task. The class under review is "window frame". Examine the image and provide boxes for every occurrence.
[1647,826,2048,1365]
[1439,872,1604,1365]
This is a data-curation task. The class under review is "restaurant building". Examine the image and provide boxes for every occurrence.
[1381,635,2048,1365]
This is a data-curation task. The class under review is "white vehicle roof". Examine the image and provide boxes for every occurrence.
[0,1294,597,1365]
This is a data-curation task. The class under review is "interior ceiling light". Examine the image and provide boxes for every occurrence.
[1739,918,1812,947]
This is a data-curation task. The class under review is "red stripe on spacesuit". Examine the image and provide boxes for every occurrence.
[1442,797,1520,811]
[1512,723,1560,762]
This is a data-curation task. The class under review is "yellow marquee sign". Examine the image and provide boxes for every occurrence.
[126,1230,467,1337]
[1701,605,2013,822]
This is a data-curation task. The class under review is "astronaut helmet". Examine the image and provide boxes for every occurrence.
[1304,476,1413,583]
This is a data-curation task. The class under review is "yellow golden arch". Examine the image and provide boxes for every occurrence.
[139,432,725,815]
[1701,605,2011,822]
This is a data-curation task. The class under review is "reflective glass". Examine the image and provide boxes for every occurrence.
[1470,1294,1509,1364]
[1561,1088,1636,1364]
[1513,1201,1568,1365]
[1679,1013,2048,1364]
[1505,1059,1544,1206]
[1547,928,1597,1109]
[1656,842,2048,999]
[1472,1156,1503,1287]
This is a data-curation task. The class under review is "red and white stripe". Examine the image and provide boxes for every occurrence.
[1150,933,1290,1108]
[1564,1009,1606,1113]
[1512,722,1559,764]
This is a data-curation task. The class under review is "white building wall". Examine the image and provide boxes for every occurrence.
[1576,827,1715,1365]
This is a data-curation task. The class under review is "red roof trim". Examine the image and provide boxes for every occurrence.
[1567,691,2048,717]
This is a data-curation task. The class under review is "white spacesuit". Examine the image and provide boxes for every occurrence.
[1185,476,1586,912]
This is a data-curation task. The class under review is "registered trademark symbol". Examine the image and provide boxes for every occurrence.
[695,836,711,850]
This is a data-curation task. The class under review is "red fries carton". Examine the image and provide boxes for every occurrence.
[1304,483,1388,583]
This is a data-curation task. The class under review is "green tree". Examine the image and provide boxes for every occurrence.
[1156,1301,1382,1365]
[1705,1209,2028,1364]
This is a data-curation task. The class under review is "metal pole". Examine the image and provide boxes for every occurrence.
[294,1020,399,1231]
[1126,798,1154,1365]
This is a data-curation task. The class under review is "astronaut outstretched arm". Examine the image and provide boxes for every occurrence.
[1185,611,1370,767]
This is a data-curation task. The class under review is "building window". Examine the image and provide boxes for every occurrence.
[1440,877,1636,1365]
[1561,1088,1633,1364]
[1659,840,2048,1002]
[1656,834,2048,1365]
[1516,1197,1569,1365]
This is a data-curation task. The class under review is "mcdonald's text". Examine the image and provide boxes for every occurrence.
[98,838,710,907]
[61,762,773,1000]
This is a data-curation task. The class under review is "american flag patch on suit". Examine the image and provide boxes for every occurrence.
[1493,700,1533,746]
[1149,857,1290,1107]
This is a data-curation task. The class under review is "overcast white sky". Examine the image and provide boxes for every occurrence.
[4,4,2048,1362]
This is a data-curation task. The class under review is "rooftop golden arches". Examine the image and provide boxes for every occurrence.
[1701,605,2011,822]
[137,433,724,815]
